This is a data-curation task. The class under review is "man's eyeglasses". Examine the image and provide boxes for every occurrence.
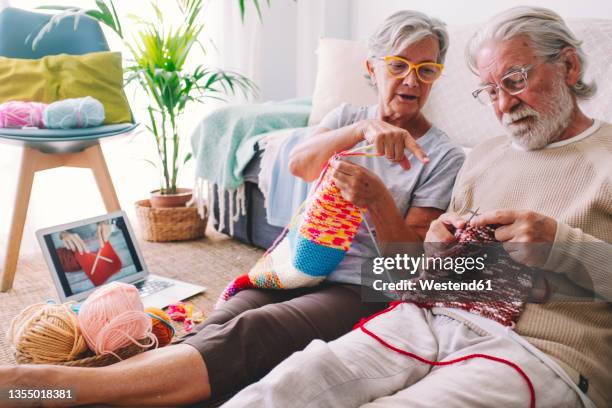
[378,56,444,83]
[472,65,534,105]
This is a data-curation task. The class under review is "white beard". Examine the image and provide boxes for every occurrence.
[501,78,574,150]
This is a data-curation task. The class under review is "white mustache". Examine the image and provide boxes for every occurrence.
[502,107,539,127]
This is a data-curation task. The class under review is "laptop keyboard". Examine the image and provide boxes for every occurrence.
[134,279,173,296]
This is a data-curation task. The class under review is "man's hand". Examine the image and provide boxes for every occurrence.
[425,212,466,243]
[358,119,429,170]
[329,159,387,208]
[424,212,466,257]
[471,209,557,267]
[60,231,88,254]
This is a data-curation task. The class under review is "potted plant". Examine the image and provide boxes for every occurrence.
[36,0,259,240]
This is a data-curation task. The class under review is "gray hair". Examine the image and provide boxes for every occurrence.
[368,10,449,64]
[466,6,596,99]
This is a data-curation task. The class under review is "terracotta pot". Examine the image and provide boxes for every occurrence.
[150,188,193,208]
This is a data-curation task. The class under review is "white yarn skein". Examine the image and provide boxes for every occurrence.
[43,96,105,129]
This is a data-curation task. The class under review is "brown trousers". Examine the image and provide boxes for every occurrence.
[179,283,385,400]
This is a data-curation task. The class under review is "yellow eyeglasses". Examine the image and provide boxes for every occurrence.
[379,56,444,83]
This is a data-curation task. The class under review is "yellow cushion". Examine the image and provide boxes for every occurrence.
[0,51,132,124]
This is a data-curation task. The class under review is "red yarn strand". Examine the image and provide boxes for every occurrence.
[354,302,536,408]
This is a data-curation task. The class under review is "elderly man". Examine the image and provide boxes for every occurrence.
[219,6,611,408]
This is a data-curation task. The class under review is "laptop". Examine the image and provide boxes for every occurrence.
[36,211,206,309]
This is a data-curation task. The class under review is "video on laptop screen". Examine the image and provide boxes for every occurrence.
[42,216,144,297]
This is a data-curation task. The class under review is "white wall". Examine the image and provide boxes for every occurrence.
[258,0,299,101]
[257,0,352,100]
[295,0,352,98]
[350,0,612,41]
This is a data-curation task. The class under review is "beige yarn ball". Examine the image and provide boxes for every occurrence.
[7,303,88,364]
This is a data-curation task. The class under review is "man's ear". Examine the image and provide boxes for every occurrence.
[560,47,581,87]
[366,59,376,86]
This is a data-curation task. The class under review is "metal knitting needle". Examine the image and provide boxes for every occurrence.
[466,207,481,224]
[359,208,402,301]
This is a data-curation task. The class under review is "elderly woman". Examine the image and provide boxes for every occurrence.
[0,10,463,408]
[288,10,465,287]
[220,9,466,406]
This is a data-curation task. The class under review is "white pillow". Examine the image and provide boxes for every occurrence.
[308,19,612,147]
[420,23,502,147]
[569,19,612,125]
[308,38,377,126]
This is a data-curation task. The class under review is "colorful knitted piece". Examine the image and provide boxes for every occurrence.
[217,151,368,307]
[411,225,535,326]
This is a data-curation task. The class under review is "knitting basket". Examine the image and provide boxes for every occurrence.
[135,199,207,242]
[52,339,156,368]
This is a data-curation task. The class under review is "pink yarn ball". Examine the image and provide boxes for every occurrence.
[0,101,47,128]
[77,282,154,355]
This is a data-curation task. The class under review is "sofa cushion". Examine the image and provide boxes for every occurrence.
[308,38,377,126]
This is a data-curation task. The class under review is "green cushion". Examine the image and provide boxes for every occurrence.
[0,51,132,124]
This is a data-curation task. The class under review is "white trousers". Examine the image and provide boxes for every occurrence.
[222,303,582,408]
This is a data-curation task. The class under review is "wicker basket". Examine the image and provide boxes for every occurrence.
[55,339,156,367]
[12,339,156,368]
[135,199,207,242]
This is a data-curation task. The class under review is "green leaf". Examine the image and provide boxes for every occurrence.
[252,0,263,20]
[95,0,112,20]
[143,159,158,170]
[109,0,123,37]
[150,1,163,22]
[238,0,246,22]
[183,152,193,165]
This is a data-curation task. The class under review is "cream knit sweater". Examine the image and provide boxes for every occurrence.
[449,120,612,407]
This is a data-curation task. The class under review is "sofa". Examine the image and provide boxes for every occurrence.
[210,19,612,250]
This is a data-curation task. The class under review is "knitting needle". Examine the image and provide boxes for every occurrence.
[466,207,481,224]
[359,208,402,301]
[90,250,113,276]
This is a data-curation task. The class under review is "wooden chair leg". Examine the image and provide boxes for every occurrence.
[83,144,121,212]
[1,144,121,291]
[1,148,37,292]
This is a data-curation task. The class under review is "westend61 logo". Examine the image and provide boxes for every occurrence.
[372,253,486,275]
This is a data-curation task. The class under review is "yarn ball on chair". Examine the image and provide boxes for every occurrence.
[145,307,175,347]
[78,282,156,355]
[43,96,105,129]
[7,302,88,364]
[0,101,47,128]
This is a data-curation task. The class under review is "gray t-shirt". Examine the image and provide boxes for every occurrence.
[317,103,466,285]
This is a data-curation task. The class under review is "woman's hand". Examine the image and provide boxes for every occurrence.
[60,231,89,254]
[96,221,112,247]
[358,119,429,170]
[329,159,387,208]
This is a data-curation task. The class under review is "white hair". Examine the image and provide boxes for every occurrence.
[368,10,449,64]
[466,6,596,99]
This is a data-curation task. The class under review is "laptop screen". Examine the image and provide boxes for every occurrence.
[41,215,144,297]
